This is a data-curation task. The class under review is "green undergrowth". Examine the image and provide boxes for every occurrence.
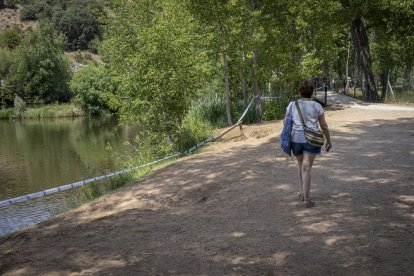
[384,89,414,104]
[79,173,134,201]
[0,108,14,119]
[0,103,85,119]
[71,95,291,205]
[337,88,414,104]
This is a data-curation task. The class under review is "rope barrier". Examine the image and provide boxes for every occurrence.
[0,96,275,207]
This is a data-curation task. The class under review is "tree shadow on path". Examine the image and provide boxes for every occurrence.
[1,116,413,275]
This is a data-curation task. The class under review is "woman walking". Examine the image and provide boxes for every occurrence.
[284,80,332,207]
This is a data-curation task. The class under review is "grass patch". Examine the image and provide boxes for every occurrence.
[0,108,14,119]
[79,173,133,201]
[0,103,85,119]
[384,88,414,104]
[338,87,414,104]
[24,103,85,118]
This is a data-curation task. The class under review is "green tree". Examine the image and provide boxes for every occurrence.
[52,7,101,50]
[5,23,71,104]
[70,64,115,114]
[0,48,13,79]
[101,0,211,140]
[188,0,233,125]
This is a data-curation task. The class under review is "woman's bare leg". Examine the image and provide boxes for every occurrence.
[295,155,304,197]
[302,153,316,202]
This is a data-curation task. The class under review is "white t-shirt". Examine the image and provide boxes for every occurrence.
[286,100,324,143]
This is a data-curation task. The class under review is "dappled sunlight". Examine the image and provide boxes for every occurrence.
[1,105,413,275]
[230,231,246,238]
[403,213,414,220]
[304,221,338,233]
[290,235,314,243]
[393,202,411,209]
[230,256,246,264]
[398,195,414,203]
[324,235,349,246]
[268,252,290,266]
[341,175,369,182]
[76,258,128,275]
[331,192,352,198]
[361,152,385,157]
[273,184,292,191]
[292,210,315,217]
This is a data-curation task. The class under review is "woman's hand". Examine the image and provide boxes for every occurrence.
[325,141,332,152]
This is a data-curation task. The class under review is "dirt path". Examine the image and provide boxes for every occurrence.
[1,94,414,275]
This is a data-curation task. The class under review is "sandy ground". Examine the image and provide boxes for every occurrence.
[1,93,414,275]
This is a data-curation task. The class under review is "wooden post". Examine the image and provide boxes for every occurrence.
[324,86,328,106]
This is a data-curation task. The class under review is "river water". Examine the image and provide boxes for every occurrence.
[0,116,139,236]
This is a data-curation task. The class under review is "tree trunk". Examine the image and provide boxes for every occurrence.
[350,17,379,102]
[345,39,351,91]
[250,0,262,121]
[0,0,4,9]
[242,78,248,110]
[242,51,248,110]
[219,23,233,126]
[252,51,261,120]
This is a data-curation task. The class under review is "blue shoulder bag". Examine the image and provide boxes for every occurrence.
[280,103,293,156]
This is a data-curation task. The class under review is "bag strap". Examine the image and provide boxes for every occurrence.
[294,100,307,128]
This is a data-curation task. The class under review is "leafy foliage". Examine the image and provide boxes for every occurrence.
[0,48,13,79]
[20,0,103,51]
[101,0,212,139]
[0,28,21,49]
[70,64,115,114]
[5,23,71,104]
[52,7,100,51]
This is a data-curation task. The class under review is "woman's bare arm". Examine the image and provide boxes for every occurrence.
[318,114,332,151]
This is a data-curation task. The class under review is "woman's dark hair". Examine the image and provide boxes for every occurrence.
[299,80,314,98]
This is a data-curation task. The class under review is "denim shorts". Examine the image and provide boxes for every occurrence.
[291,142,321,156]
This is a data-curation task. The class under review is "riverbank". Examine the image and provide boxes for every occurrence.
[0,103,85,119]
[1,94,414,275]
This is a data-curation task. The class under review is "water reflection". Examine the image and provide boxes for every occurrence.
[0,116,138,235]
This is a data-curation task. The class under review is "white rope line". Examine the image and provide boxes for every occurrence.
[0,96,273,207]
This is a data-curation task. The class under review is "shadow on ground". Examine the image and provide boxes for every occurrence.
[0,115,413,275]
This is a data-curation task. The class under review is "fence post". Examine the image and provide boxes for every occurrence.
[325,86,328,105]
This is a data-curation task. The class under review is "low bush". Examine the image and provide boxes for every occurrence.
[0,28,21,49]
[190,95,227,128]
[70,64,114,115]
[0,108,14,119]
[175,109,213,151]
[261,98,290,121]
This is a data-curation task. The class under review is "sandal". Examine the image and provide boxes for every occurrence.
[304,200,314,208]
